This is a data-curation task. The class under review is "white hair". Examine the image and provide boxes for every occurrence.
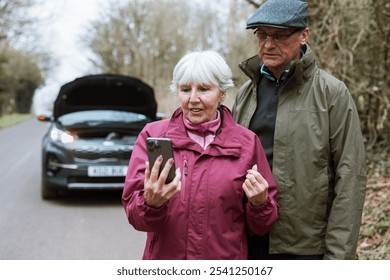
[170,50,234,94]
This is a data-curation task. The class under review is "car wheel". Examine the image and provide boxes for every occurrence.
[41,182,59,200]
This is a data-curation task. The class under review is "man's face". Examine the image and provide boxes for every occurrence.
[255,26,309,77]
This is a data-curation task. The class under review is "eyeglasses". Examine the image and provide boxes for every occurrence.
[254,29,300,43]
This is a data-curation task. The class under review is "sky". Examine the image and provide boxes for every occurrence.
[42,1,100,82]
[31,0,226,114]
[32,0,102,114]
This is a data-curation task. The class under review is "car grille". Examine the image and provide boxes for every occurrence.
[72,148,131,160]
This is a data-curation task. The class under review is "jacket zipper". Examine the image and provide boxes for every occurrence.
[181,156,188,202]
[149,233,157,254]
[275,79,280,94]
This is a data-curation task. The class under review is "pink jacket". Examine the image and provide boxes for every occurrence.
[122,106,278,259]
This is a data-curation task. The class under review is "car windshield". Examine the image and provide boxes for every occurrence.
[58,110,151,127]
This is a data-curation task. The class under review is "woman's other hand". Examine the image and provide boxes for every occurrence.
[242,164,269,207]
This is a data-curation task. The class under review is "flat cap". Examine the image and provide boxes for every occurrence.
[246,0,308,29]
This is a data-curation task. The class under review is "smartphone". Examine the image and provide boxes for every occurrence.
[146,137,176,184]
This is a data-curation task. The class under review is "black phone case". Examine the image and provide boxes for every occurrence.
[146,138,176,183]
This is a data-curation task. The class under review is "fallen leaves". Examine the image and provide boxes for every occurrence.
[357,177,390,259]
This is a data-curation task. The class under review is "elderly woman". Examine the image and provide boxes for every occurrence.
[122,50,278,260]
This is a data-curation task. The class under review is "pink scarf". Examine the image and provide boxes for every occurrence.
[183,111,221,149]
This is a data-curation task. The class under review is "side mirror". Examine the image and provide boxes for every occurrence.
[156,112,168,121]
[37,115,53,122]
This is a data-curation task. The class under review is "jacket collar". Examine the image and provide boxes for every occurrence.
[239,44,316,87]
[165,105,242,158]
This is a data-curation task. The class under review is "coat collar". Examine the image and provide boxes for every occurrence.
[239,44,317,86]
[165,106,242,158]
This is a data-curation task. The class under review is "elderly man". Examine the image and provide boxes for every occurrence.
[232,0,366,260]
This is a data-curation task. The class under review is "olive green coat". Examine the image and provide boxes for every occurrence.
[232,45,367,259]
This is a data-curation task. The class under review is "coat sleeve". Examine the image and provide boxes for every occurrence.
[121,126,169,232]
[245,136,278,236]
[324,83,367,259]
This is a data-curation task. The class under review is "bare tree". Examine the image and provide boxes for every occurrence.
[359,0,390,162]
[84,0,232,113]
[309,0,389,168]
[0,0,47,116]
[0,0,38,48]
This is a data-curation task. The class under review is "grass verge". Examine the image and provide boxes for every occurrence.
[0,113,34,130]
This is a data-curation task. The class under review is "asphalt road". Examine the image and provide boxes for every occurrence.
[0,119,145,260]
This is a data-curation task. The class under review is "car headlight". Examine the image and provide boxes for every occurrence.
[50,127,75,144]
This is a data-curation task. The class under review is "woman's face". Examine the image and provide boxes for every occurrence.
[178,82,224,125]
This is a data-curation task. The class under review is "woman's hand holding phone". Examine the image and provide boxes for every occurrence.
[143,155,181,208]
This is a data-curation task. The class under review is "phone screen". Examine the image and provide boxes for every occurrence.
[146,138,176,183]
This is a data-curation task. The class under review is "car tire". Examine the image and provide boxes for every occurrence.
[41,182,59,200]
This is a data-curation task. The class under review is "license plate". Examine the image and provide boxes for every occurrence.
[87,166,128,177]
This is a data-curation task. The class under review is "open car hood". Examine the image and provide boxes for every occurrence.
[53,74,157,120]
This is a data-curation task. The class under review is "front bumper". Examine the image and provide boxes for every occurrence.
[42,140,131,191]
[45,161,127,189]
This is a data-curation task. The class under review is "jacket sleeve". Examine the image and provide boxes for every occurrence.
[245,136,278,236]
[324,83,367,259]
[121,127,169,232]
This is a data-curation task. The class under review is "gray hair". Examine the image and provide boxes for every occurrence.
[170,50,234,94]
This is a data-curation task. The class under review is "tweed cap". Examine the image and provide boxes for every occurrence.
[246,0,308,29]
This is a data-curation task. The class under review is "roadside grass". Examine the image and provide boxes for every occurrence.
[0,113,34,130]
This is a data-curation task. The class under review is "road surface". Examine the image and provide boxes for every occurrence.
[0,119,145,259]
